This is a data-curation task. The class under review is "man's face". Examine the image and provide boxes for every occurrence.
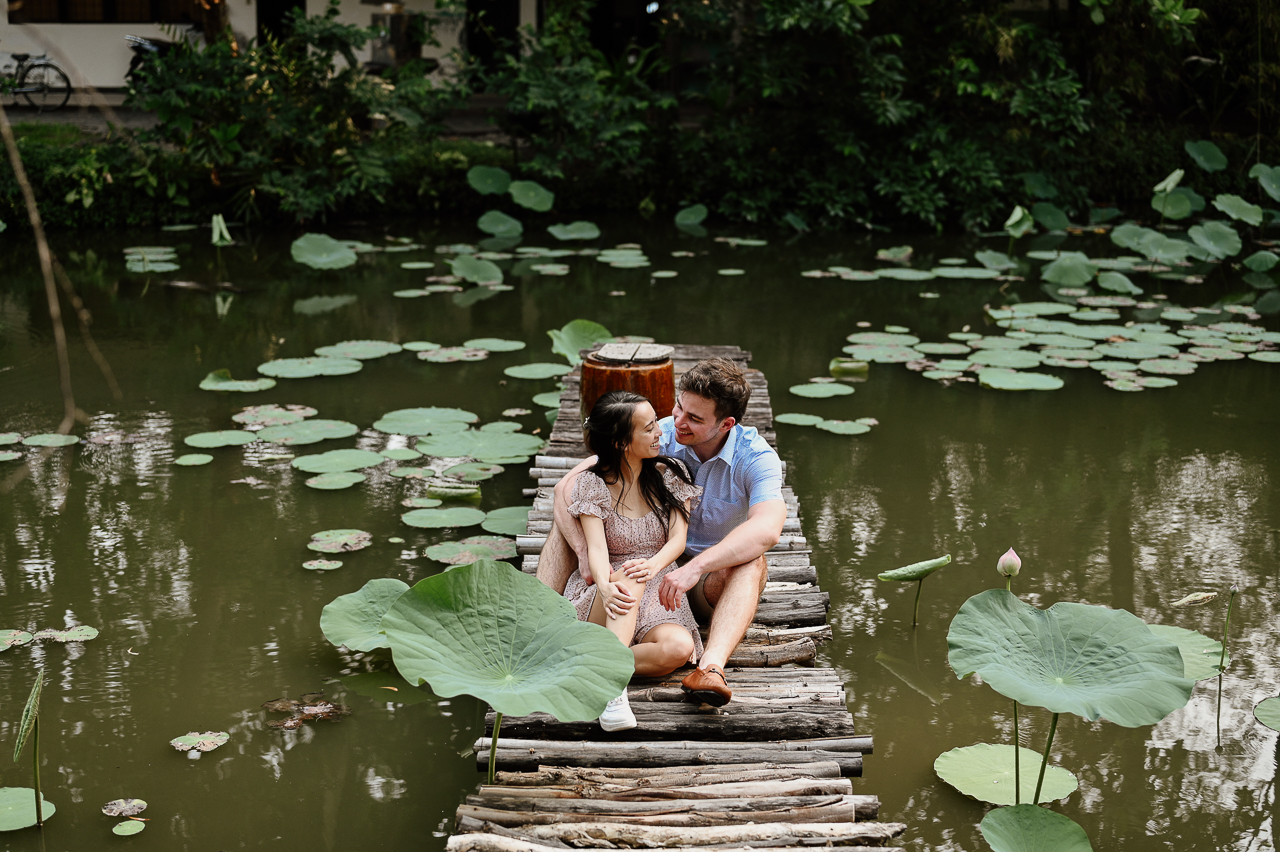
[671,392,731,450]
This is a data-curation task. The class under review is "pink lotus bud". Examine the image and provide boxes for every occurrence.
[997,548,1021,578]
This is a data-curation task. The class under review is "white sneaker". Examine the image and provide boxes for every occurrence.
[599,690,637,732]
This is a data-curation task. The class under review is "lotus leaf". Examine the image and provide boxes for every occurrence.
[1182,139,1227,172]
[320,578,410,651]
[444,462,505,481]
[1249,351,1280,363]
[420,346,489,363]
[1029,202,1068,231]
[307,529,372,553]
[102,799,147,817]
[1212,194,1263,226]
[450,255,504,285]
[1,630,33,650]
[971,350,1043,369]
[200,370,277,392]
[1030,334,1093,348]
[22,433,80,447]
[976,370,1064,391]
[505,363,573,380]
[478,210,523,238]
[1095,341,1178,360]
[651,270,678,278]
[463,338,525,352]
[1040,252,1096,286]
[1042,348,1100,361]
[481,506,531,535]
[1151,188,1192,219]
[876,267,935,281]
[975,250,1017,270]
[291,233,358,270]
[258,357,362,379]
[113,821,145,836]
[789,382,855,399]
[879,554,951,582]
[379,559,633,720]
[303,559,343,570]
[233,404,316,426]
[0,787,57,830]
[1243,250,1278,273]
[1097,271,1142,295]
[174,454,213,466]
[935,743,1078,806]
[509,180,554,212]
[382,448,422,461]
[1188,221,1242,259]
[401,507,486,528]
[532,392,562,408]
[292,449,384,474]
[0,433,20,445]
[1256,697,1280,732]
[30,625,97,643]
[403,342,441,353]
[814,420,870,435]
[675,204,708,226]
[418,428,546,464]
[1189,347,1245,361]
[923,369,964,379]
[305,472,366,490]
[400,261,435,270]
[1137,231,1193,264]
[390,467,434,479]
[949,589,1194,725]
[716,268,745,276]
[979,804,1093,852]
[467,165,511,194]
[258,419,358,445]
[1146,624,1227,681]
[842,344,918,363]
[847,331,920,346]
[829,358,870,376]
[1250,163,1280,201]
[184,430,256,448]
[427,536,518,564]
[1090,360,1140,372]
[374,407,477,436]
[547,319,615,367]
[775,413,823,426]
[293,294,358,315]
[548,221,601,241]
[169,731,229,752]
[403,497,443,508]
[1138,359,1197,375]
[313,340,403,360]
[427,480,482,499]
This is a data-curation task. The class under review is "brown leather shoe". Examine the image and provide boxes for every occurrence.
[681,665,732,707]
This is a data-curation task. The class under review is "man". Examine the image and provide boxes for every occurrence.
[536,358,788,707]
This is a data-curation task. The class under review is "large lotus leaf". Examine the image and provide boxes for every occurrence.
[548,221,601,241]
[1188,221,1242,259]
[22,433,80,447]
[1256,697,1280,732]
[481,506,531,535]
[1095,341,1178,360]
[1097,272,1142,295]
[935,743,1078,806]
[948,589,1194,725]
[401,507,486,528]
[467,165,511,195]
[416,429,546,464]
[1031,202,1069,231]
[292,233,358,270]
[509,180,554,212]
[0,787,57,830]
[1185,139,1227,172]
[979,804,1093,852]
[258,357,362,379]
[292,449,384,474]
[1109,223,1151,252]
[548,319,614,366]
[505,362,573,380]
[314,340,403,360]
[1041,252,1096,286]
[1151,190,1192,220]
[790,383,854,398]
[1244,251,1279,273]
[374,407,478,436]
[379,559,633,720]
[321,578,410,651]
[1147,624,1227,681]
[971,350,1044,370]
[1212,194,1263,226]
[478,210,523,237]
[199,370,277,393]
[879,554,950,582]
[307,529,372,553]
[184,430,256,448]
[1137,232,1193,265]
[675,204,708,226]
[426,536,518,564]
[258,419,358,445]
[976,250,1018,270]
[1251,163,1280,202]
[450,254,504,285]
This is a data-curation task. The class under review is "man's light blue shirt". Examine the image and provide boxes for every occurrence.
[658,417,784,555]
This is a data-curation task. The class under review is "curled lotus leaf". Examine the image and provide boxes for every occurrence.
[169,731,230,752]
[977,370,1063,391]
[1040,252,1097,286]
[549,319,614,366]
[463,338,526,352]
[879,554,950,582]
[1097,271,1142,295]
[321,578,410,651]
[174,453,213,466]
[291,449,383,474]
[789,383,854,398]
[1171,591,1218,608]
[814,419,870,435]
[504,363,573,380]
[401,507,486,529]
[1005,205,1036,238]
[374,407,477,436]
[444,462,505,481]
[291,233,358,270]
[1147,624,1228,681]
[200,369,277,393]
[548,221,601,241]
[303,559,343,570]
[307,529,373,553]
[232,404,316,427]
[0,788,57,830]
[258,419,358,445]
[509,180,555,212]
[420,346,489,363]
[1,630,34,650]
[258,357,363,379]
[184,430,256,449]
[1256,697,1280,732]
[22,433,80,447]
[313,340,404,360]
[102,799,147,817]
[980,804,1093,852]
[775,413,823,426]
[467,165,511,195]
[1212,194,1263,227]
[948,589,1194,726]
[113,821,145,836]
[482,506,532,536]
[478,209,523,237]
[935,743,1078,806]
[426,535,518,565]
[305,472,366,490]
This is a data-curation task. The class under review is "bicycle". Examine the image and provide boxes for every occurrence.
[1,41,72,112]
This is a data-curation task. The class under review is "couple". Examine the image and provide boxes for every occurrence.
[537,358,787,731]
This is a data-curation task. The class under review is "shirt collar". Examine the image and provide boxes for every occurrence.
[700,422,739,469]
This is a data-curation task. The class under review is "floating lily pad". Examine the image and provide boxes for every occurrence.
[199,370,277,393]
[775,413,824,426]
[1041,252,1096,286]
[450,254,504,285]
[174,453,213,466]
[1147,624,1227,681]
[915,342,971,355]
[971,350,1043,369]
[814,419,870,435]
[0,787,57,830]
[980,804,1093,852]
[314,340,403,360]
[416,430,546,464]
[1256,697,1280,732]
[419,347,489,363]
[935,743,1078,806]
[112,821,145,836]
[478,209,523,237]
[977,370,1064,391]
[509,180,554,212]
[292,449,384,474]
[842,344,918,364]
[504,363,573,380]
[102,799,147,817]
[31,625,98,643]
[307,529,373,553]
[502,408,532,417]
[321,577,411,651]
[401,507,486,529]
[263,692,351,730]
[548,221,601,241]
[789,383,854,398]
[0,433,20,445]
[303,559,344,570]
[481,506,531,535]
[381,448,422,461]
[1138,358,1197,375]
[847,331,920,346]
[877,267,935,281]
[1244,251,1279,273]
[184,430,256,448]
[443,462,505,481]
[717,268,745,276]
[374,407,477,436]
[1095,342,1179,360]
[400,261,435,270]
[463,338,526,352]
[467,165,511,195]
[532,392,562,408]
[426,535,518,564]
[258,357,362,379]
[1248,351,1280,363]
[876,245,913,262]
[232,404,316,427]
[931,266,1000,279]
[292,233,358,270]
[170,731,229,752]
[305,472,366,490]
[1,630,33,649]
[22,433,80,447]
[258,419,358,445]
[389,467,434,479]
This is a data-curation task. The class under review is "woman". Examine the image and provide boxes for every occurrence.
[565,390,703,732]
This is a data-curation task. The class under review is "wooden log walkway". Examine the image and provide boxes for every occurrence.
[447,345,904,852]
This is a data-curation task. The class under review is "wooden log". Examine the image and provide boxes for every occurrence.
[474,737,869,774]
[451,822,906,850]
[516,534,810,556]
[456,792,878,826]
[726,638,816,667]
[626,686,843,705]
[493,761,846,787]
[633,668,845,688]
[485,704,855,741]
[476,776,854,800]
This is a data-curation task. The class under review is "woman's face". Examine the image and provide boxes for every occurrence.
[624,402,660,461]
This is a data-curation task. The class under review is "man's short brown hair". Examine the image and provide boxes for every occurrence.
[679,358,751,423]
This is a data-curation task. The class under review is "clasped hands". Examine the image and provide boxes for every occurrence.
[583,556,701,619]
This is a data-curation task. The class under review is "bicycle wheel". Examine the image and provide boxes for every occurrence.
[19,62,71,112]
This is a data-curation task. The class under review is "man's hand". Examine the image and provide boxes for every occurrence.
[658,562,702,611]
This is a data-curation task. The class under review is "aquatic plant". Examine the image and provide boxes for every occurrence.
[877,554,950,627]
[4,669,55,830]
[996,548,1021,591]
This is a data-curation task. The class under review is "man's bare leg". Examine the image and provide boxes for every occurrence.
[535,523,577,595]
[697,554,769,670]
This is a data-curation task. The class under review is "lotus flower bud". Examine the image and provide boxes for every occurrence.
[997,547,1021,578]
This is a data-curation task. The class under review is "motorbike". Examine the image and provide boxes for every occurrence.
[124,34,183,90]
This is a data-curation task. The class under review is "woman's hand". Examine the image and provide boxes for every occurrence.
[620,558,661,584]
[597,578,637,620]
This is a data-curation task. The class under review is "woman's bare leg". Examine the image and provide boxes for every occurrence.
[587,569,642,649]
[632,624,696,677]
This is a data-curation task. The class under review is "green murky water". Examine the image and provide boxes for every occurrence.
[1,217,1277,851]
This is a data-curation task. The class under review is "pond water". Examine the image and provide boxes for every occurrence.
[0,216,1277,851]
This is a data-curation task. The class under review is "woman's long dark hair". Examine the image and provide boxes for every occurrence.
[583,391,694,531]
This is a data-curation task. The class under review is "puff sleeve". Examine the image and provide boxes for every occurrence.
[661,461,702,509]
[567,471,613,520]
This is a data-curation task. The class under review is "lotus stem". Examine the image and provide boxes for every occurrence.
[1005,577,1011,592]
[911,579,923,627]
[1033,712,1058,806]
[487,710,502,786]
[32,715,42,827]
[1219,585,1238,673]
[1013,702,1020,805]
